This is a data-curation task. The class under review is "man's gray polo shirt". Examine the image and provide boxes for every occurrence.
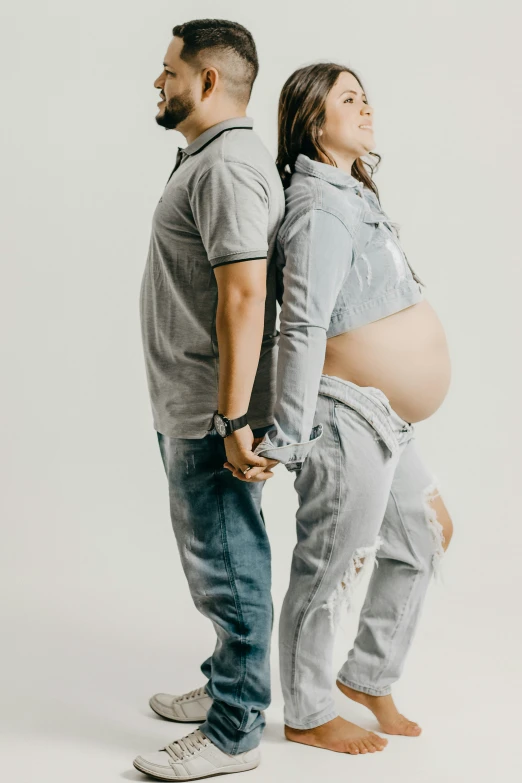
[139,117,285,438]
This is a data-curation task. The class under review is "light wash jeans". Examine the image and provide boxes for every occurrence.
[279,374,446,730]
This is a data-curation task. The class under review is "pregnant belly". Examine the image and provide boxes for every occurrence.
[322,300,451,423]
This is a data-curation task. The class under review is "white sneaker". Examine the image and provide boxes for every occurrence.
[150,686,213,723]
[133,729,260,781]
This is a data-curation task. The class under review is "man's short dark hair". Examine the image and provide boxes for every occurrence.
[172,19,259,104]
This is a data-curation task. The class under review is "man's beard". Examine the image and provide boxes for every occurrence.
[156,89,195,129]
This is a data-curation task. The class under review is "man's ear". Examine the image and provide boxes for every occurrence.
[201,67,219,99]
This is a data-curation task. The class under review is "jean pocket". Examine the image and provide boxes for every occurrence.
[333,398,399,456]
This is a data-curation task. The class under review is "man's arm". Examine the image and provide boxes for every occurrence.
[215,258,267,418]
[214,258,277,477]
[190,159,279,478]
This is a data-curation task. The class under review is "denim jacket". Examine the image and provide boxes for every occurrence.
[253,153,424,472]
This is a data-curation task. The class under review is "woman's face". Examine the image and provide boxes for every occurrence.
[320,71,375,162]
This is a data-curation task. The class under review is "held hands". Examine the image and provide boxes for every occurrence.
[223,426,279,482]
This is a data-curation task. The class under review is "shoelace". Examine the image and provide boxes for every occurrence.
[178,686,207,702]
[164,730,210,762]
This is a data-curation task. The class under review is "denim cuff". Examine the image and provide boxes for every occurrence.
[253,424,323,472]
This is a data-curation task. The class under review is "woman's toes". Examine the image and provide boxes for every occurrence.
[363,738,377,752]
[389,715,421,736]
[348,743,360,754]
[397,715,420,734]
[371,732,387,749]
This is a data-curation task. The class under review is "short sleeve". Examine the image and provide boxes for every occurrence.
[191,161,270,268]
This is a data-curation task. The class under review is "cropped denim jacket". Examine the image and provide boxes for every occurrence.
[253,153,425,472]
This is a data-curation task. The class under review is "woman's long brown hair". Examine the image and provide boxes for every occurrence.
[277,62,382,199]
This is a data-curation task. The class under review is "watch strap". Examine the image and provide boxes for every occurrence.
[226,413,248,434]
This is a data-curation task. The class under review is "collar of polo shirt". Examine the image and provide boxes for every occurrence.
[182,117,254,157]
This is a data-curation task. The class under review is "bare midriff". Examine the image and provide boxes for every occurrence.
[322,300,451,423]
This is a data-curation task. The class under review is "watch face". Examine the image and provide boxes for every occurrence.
[213,413,227,437]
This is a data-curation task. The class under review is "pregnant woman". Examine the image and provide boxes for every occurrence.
[226,62,454,755]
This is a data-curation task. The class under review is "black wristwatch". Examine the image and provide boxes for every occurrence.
[213,411,248,438]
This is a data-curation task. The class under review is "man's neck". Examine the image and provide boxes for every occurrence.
[181,109,248,144]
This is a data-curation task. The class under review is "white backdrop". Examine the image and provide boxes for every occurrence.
[1,1,521,781]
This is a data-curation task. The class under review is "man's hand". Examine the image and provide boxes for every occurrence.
[223,427,279,482]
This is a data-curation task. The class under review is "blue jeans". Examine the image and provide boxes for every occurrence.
[157,423,274,755]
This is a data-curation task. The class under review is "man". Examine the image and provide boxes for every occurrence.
[134,19,283,782]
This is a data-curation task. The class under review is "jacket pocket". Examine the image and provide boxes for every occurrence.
[360,210,425,287]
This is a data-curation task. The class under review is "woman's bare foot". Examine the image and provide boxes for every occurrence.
[284,715,388,754]
[336,680,422,736]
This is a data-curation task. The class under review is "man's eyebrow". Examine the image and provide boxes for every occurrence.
[163,63,175,71]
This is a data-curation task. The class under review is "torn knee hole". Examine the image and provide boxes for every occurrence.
[422,478,447,578]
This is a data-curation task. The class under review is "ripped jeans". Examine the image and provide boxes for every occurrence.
[279,374,446,730]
